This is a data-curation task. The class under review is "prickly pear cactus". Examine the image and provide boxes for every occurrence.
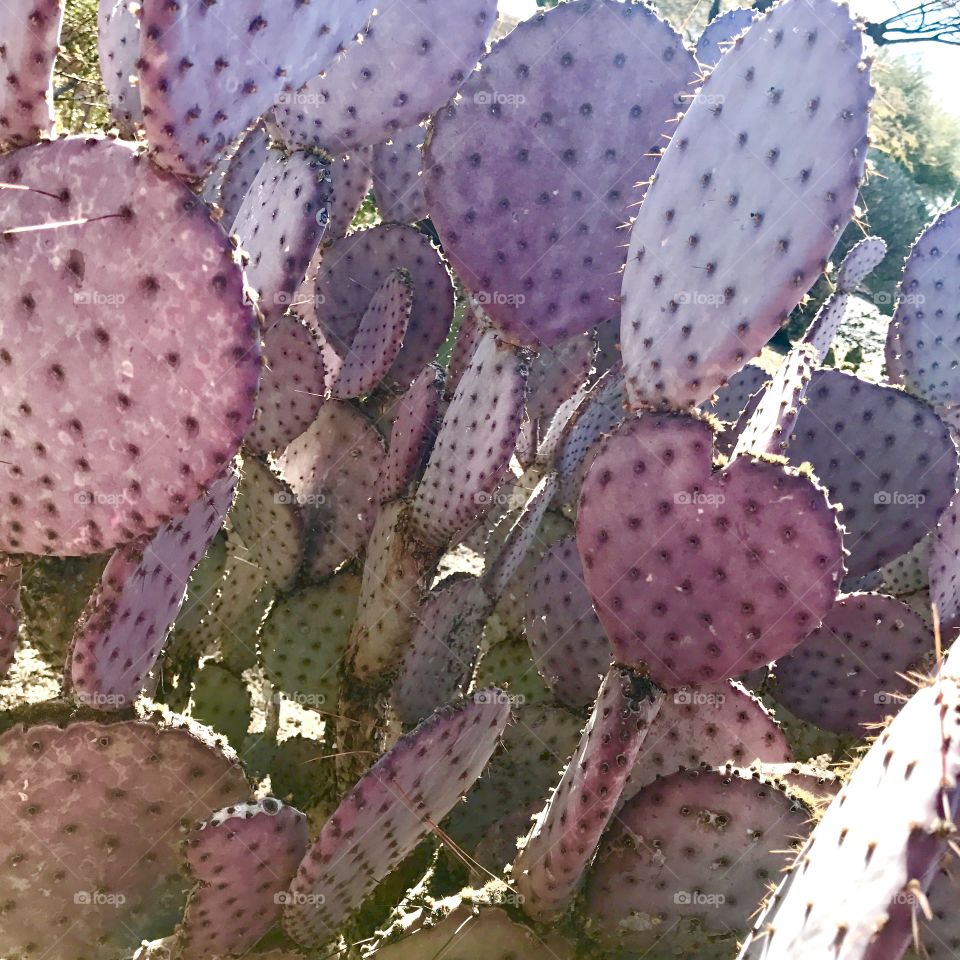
[427,0,697,347]
[620,0,871,409]
[0,137,259,556]
[0,718,248,960]
[577,413,845,685]
[513,667,664,920]
[0,1,64,151]
[739,643,960,959]
[283,694,510,947]
[176,798,308,959]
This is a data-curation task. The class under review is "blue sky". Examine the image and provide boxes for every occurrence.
[497,0,959,116]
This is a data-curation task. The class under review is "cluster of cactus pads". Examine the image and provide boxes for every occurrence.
[2,0,960,957]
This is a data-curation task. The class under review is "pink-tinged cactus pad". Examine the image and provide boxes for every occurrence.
[411,332,526,549]
[372,125,428,224]
[221,123,277,227]
[885,204,960,408]
[524,536,609,709]
[837,235,887,292]
[772,593,933,736]
[230,456,304,591]
[137,0,378,179]
[326,147,374,243]
[232,150,333,324]
[620,0,871,410]
[739,645,960,960]
[586,769,809,953]
[446,302,485,396]
[69,470,236,710]
[0,1,63,150]
[0,561,22,677]
[393,576,491,725]
[98,0,142,134]
[695,7,755,67]
[313,224,454,386]
[513,667,664,920]
[283,695,510,948]
[578,414,845,686]
[931,492,960,629]
[246,315,327,456]
[801,289,850,364]
[276,0,495,153]
[785,369,957,577]
[554,366,626,508]
[0,137,259,557]
[701,362,770,424]
[426,0,696,347]
[277,400,384,580]
[332,268,413,399]
[380,364,443,502]
[177,798,309,960]
[622,680,791,800]
[731,343,817,459]
[0,719,248,960]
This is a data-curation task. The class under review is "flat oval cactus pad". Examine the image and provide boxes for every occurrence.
[425,0,696,347]
[0,137,259,557]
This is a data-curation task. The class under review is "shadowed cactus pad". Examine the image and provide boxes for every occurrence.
[0,718,248,960]
[513,667,664,920]
[283,694,510,947]
[411,332,526,549]
[772,593,933,736]
[313,224,454,387]
[524,536,609,709]
[585,768,809,954]
[785,369,957,577]
[577,414,845,685]
[277,401,385,580]
[0,137,259,557]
